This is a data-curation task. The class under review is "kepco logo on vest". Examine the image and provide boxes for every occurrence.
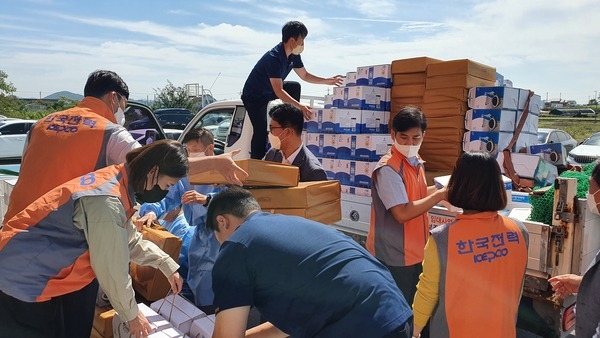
[473,247,509,263]
[44,115,98,134]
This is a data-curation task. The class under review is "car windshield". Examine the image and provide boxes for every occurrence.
[537,132,548,143]
[583,133,600,146]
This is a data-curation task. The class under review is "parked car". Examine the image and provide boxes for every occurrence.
[537,128,578,153]
[0,119,36,160]
[128,128,183,145]
[153,108,194,116]
[567,132,600,166]
[128,108,195,130]
[156,114,194,130]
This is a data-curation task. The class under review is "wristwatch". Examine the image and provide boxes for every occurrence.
[203,195,212,207]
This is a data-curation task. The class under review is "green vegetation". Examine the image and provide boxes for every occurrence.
[538,115,600,142]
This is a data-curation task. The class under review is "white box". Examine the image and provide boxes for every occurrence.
[462,131,514,156]
[305,133,321,157]
[156,302,193,335]
[189,316,215,338]
[333,108,362,134]
[516,110,539,134]
[516,132,538,153]
[529,94,542,115]
[468,87,530,110]
[465,109,517,132]
[356,64,392,88]
[529,142,567,166]
[332,86,345,108]
[148,327,185,338]
[354,134,392,161]
[434,174,512,202]
[360,110,389,133]
[341,185,372,197]
[354,161,376,188]
[305,108,322,133]
[324,94,333,108]
[345,71,357,87]
[496,152,558,187]
[113,303,173,338]
[334,159,353,186]
[346,86,389,111]
[320,158,337,180]
[336,134,353,160]
[322,134,337,158]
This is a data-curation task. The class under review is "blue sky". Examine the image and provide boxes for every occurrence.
[1,0,599,105]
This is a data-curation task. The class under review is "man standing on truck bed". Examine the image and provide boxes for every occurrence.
[242,20,343,160]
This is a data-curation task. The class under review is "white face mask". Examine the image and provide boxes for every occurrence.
[291,44,304,55]
[114,107,125,126]
[189,152,206,158]
[268,133,282,149]
[394,141,420,158]
[587,191,600,215]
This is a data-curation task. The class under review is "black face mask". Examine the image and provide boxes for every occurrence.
[135,184,169,203]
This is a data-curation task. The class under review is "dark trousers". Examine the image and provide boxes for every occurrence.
[384,263,430,338]
[0,279,99,338]
[242,81,301,159]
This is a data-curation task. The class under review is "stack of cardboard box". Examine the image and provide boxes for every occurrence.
[390,56,443,117]
[189,159,342,225]
[421,59,497,171]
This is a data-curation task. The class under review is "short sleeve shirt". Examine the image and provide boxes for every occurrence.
[212,212,412,338]
[242,42,304,100]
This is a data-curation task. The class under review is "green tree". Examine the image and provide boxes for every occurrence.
[0,70,24,117]
[151,80,197,111]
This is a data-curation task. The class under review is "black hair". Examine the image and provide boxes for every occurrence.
[83,70,130,99]
[205,187,261,232]
[268,103,304,135]
[182,127,214,147]
[447,151,507,211]
[282,21,308,42]
[126,139,188,193]
[392,106,427,133]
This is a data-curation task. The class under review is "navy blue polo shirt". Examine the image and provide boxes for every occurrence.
[212,212,412,338]
[242,42,304,100]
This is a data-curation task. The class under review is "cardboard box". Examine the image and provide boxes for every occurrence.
[516,109,539,134]
[426,74,495,90]
[516,132,538,153]
[427,115,466,130]
[320,158,337,180]
[305,108,324,133]
[321,134,337,158]
[94,306,116,338]
[247,180,341,209]
[332,109,362,134]
[113,303,174,338]
[468,87,530,110]
[391,84,426,98]
[426,59,496,81]
[354,134,393,161]
[529,94,542,115]
[421,99,468,112]
[529,142,567,166]
[462,131,514,156]
[354,161,377,188]
[344,71,357,87]
[356,64,392,87]
[360,110,389,133]
[423,87,469,102]
[335,159,353,186]
[264,198,342,225]
[306,133,321,157]
[391,56,444,74]
[434,174,512,202]
[341,185,372,197]
[496,152,558,187]
[333,86,389,111]
[130,227,182,302]
[336,134,353,160]
[465,109,517,132]
[324,94,333,108]
[188,159,300,187]
[190,316,215,338]
[150,295,206,324]
[392,72,427,85]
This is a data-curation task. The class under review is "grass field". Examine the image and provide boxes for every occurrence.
[538,115,600,143]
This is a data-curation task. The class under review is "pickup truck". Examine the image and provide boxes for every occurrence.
[180,98,599,338]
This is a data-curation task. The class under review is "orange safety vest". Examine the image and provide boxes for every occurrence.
[429,212,528,338]
[367,147,429,266]
[4,97,121,221]
[0,164,135,302]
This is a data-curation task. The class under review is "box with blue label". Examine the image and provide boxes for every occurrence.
[356,64,392,88]
[336,134,353,160]
[465,109,517,132]
[434,174,512,203]
[354,161,376,188]
[333,109,362,134]
[361,110,389,133]
[332,87,345,108]
[355,134,393,161]
[345,72,357,87]
[320,158,337,180]
[305,108,322,133]
[306,133,321,157]
[321,134,337,158]
[334,159,353,186]
[347,86,390,111]
[341,185,372,197]
[516,109,539,134]
[468,87,530,110]
[462,131,513,156]
[324,94,333,108]
[529,142,567,166]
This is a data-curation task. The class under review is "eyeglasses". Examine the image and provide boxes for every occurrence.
[268,126,284,134]
[116,93,128,108]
